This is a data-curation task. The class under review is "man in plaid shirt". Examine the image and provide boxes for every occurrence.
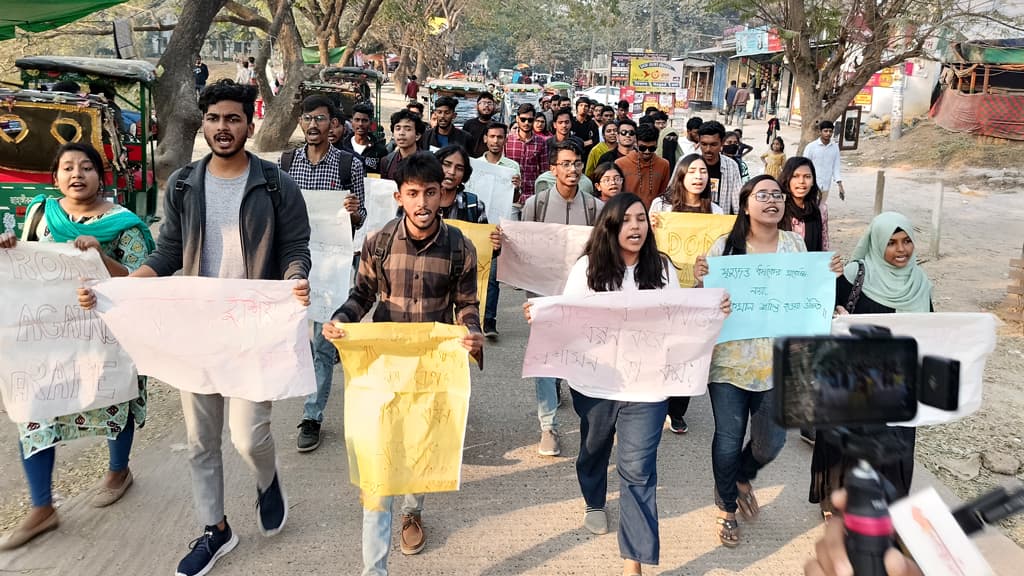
[280,95,367,454]
[503,102,546,203]
[322,152,483,576]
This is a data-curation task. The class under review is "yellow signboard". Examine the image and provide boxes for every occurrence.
[652,212,736,286]
[628,59,683,93]
[334,322,470,497]
[854,87,873,107]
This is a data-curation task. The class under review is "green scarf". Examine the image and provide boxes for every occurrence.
[27,195,156,253]
[843,211,932,312]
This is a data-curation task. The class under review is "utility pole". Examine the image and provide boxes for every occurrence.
[649,2,655,50]
[890,66,904,140]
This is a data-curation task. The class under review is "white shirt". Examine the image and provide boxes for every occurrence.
[802,138,842,191]
[350,137,368,156]
[561,255,678,403]
[649,197,724,214]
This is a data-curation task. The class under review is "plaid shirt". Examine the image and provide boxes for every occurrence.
[333,219,482,360]
[281,144,367,227]
[711,155,743,216]
[504,130,546,200]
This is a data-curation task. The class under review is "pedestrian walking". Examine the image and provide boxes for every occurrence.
[521,141,604,457]
[525,192,731,576]
[724,81,738,118]
[802,120,845,203]
[779,156,830,252]
[751,83,763,120]
[193,56,209,99]
[404,75,420,102]
[0,143,155,551]
[79,79,312,576]
[760,137,786,179]
[479,124,521,337]
[731,83,750,127]
[696,121,742,215]
[693,175,841,548]
[504,103,547,202]
[585,122,618,179]
[423,96,470,150]
[322,152,484,576]
[723,131,750,182]
[379,109,426,180]
[281,95,366,454]
[593,162,625,202]
[809,212,932,521]
[339,102,389,174]
[461,92,498,157]
[598,118,636,167]
[615,123,671,208]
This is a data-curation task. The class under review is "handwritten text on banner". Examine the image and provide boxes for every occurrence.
[0,244,137,422]
[652,212,736,286]
[523,289,727,398]
[92,277,315,401]
[704,251,836,343]
[303,190,355,323]
[333,322,470,496]
[465,158,516,224]
[496,220,591,296]
[444,220,495,318]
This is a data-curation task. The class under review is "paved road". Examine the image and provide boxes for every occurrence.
[1,287,1022,575]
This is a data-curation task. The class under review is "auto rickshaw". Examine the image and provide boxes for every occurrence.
[0,56,158,234]
[502,83,543,121]
[298,66,384,140]
[423,79,501,129]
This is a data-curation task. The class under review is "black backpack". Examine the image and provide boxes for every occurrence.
[173,159,282,209]
[280,147,354,190]
[371,218,465,308]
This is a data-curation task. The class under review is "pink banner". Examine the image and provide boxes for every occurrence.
[496,220,591,296]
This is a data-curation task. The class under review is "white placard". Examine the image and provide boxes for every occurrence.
[465,158,516,224]
[303,190,354,323]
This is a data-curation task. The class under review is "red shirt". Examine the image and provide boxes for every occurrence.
[504,130,547,200]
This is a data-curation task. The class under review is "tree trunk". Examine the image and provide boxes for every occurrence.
[153,0,228,186]
[253,0,311,152]
[414,48,429,83]
[339,0,386,66]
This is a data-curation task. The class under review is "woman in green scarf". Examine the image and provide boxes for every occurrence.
[808,211,933,521]
[0,143,154,550]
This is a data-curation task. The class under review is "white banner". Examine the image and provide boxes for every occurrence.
[465,158,516,224]
[0,244,137,422]
[496,219,592,296]
[355,177,398,253]
[832,313,998,426]
[523,289,727,398]
[92,277,315,402]
[303,190,354,323]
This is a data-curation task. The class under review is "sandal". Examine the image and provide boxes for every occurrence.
[716,516,740,548]
[736,485,760,520]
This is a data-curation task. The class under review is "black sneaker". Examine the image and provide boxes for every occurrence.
[296,420,321,453]
[483,321,499,340]
[175,521,238,576]
[669,416,689,434]
[256,472,287,537]
[800,427,816,446]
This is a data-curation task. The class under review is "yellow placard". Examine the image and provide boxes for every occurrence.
[652,212,736,286]
[444,219,496,319]
[334,322,470,497]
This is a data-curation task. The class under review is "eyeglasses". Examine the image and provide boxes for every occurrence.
[300,114,329,124]
[519,116,536,122]
[600,175,623,184]
[637,144,657,152]
[754,191,787,203]
[555,161,584,170]
[618,130,636,136]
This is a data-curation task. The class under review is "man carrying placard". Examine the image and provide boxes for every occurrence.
[322,152,483,575]
[281,95,366,454]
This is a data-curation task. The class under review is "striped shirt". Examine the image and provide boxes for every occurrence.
[332,218,482,349]
[282,144,367,227]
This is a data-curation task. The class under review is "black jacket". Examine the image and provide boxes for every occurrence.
[422,126,470,151]
[145,153,311,281]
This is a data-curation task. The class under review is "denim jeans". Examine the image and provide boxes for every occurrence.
[571,389,668,565]
[304,321,338,423]
[708,382,786,513]
[536,377,559,431]
[484,258,499,325]
[20,413,136,507]
[361,493,426,576]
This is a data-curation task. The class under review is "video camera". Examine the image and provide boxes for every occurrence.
[774,324,1022,576]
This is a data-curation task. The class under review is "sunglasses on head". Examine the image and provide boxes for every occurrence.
[637,144,657,152]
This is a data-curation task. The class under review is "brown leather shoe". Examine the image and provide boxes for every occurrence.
[400,513,425,555]
[0,508,59,550]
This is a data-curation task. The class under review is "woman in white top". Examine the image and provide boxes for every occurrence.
[649,153,723,435]
[649,153,724,215]
[525,193,729,576]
